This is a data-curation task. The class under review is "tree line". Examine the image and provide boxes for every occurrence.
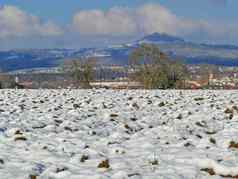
[62,44,188,89]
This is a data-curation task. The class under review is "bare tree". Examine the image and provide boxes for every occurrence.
[62,57,96,88]
[129,44,186,89]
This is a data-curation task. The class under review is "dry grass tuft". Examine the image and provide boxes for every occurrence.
[158,102,165,107]
[232,106,238,112]
[224,108,233,114]
[229,141,238,149]
[80,155,89,163]
[201,168,215,175]
[210,138,216,145]
[201,167,238,178]
[110,114,119,118]
[29,175,37,179]
[14,135,27,141]
[194,97,204,101]
[149,159,159,165]
[98,159,110,169]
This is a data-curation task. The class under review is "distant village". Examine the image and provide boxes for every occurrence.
[187,65,238,89]
[1,64,238,90]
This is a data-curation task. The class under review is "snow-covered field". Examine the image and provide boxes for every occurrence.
[1,89,238,179]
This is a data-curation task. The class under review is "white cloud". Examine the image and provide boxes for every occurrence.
[135,4,216,37]
[71,4,210,37]
[72,7,136,36]
[71,3,238,43]
[135,4,180,35]
[72,4,182,36]
[0,5,63,38]
[0,3,237,48]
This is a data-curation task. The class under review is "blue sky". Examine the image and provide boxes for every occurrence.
[2,0,237,23]
[0,0,237,49]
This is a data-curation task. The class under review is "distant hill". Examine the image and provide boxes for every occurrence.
[138,32,185,44]
[2,33,238,72]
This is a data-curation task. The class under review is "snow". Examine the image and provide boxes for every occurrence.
[0,89,238,178]
[196,158,238,176]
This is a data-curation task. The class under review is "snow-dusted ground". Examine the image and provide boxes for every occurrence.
[1,89,238,179]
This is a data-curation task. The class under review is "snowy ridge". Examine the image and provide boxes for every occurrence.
[3,33,238,71]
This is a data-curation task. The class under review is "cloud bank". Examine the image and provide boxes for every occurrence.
[71,3,235,42]
[72,7,136,36]
[71,4,193,36]
[0,3,237,48]
[0,5,63,38]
